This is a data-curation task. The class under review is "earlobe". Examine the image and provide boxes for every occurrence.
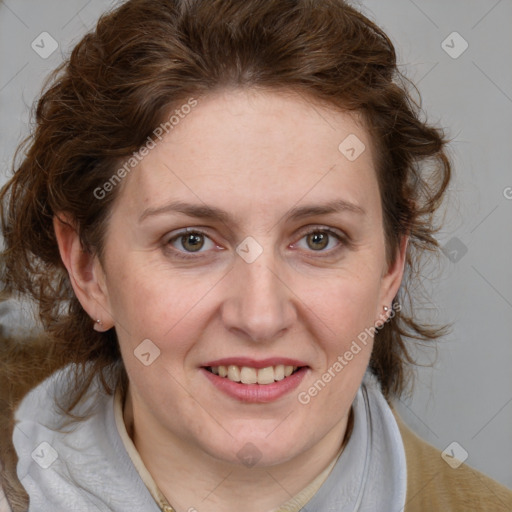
[53,213,114,331]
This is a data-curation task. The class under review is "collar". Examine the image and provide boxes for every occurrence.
[303,370,407,511]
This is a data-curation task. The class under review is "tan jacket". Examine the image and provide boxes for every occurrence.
[394,410,512,511]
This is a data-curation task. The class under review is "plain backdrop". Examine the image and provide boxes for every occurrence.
[0,0,511,488]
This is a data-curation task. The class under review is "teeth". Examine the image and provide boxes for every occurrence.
[209,364,300,384]
[274,365,285,381]
[227,365,241,382]
[257,366,275,385]
[240,367,257,384]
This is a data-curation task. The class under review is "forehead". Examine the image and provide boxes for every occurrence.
[116,88,380,221]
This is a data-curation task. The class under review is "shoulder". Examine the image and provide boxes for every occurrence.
[10,364,111,510]
[10,364,158,511]
[392,409,512,512]
[13,363,117,468]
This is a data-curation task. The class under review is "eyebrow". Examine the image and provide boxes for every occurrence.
[138,198,365,224]
[287,199,365,219]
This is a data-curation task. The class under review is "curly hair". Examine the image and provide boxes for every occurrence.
[0,0,451,414]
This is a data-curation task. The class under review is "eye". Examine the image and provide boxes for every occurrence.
[293,227,345,253]
[166,229,217,257]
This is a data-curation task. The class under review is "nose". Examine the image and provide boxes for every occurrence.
[221,248,297,343]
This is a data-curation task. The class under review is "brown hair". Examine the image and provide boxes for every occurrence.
[1,0,450,424]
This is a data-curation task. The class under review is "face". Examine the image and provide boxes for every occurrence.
[74,88,405,467]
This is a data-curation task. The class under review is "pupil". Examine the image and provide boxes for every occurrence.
[308,232,328,250]
[183,233,203,252]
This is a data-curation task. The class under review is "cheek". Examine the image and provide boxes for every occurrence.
[302,268,382,343]
[105,259,219,357]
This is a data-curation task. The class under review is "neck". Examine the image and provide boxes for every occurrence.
[124,390,352,512]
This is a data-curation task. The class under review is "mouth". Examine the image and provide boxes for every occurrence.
[204,364,303,385]
[200,358,309,402]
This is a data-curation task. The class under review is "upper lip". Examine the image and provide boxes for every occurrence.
[202,357,308,369]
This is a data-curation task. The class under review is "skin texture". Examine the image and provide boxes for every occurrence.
[54,88,407,512]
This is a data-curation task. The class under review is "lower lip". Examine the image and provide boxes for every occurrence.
[201,367,309,403]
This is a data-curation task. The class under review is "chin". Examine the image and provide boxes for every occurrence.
[198,430,302,468]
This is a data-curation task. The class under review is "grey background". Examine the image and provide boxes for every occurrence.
[0,0,511,489]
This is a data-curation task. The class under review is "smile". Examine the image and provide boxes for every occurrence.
[206,365,300,385]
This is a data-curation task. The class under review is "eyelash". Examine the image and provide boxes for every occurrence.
[164,226,348,261]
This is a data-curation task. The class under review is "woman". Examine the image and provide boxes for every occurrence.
[0,0,511,511]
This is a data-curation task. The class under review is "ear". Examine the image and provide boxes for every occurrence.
[376,235,408,322]
[53,213,114,332]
